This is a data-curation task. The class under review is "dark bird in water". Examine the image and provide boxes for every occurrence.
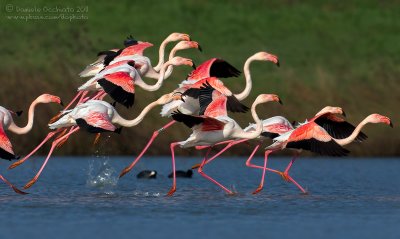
[168,169,193,178]
[137,170,157,179]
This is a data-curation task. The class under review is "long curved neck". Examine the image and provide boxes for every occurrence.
[136,61,171,91]
[334,118,370,146]
[234,56,255,101]
[112,100,160,127]
[8,99,39,134]
[163,47,180,79]
[234,101,263,139]
[153,38,170,72]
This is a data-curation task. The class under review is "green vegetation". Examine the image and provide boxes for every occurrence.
[1,0,399,156]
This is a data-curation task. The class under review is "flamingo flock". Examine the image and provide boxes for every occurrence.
[0,32,393,196]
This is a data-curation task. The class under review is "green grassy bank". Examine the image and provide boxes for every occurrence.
[0,0,399,157]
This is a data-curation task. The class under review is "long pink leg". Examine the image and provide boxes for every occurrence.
[195,140,252,194]
[8,129,62,169]
[119,120,177,178]
[23,127,80,189]
[197,145,233,194]
[87,90,106,101]
[283,151,300,175]
[252,150,273,194]
[246,150,307,194]
[0,174,28,195]
[167,142,180,196]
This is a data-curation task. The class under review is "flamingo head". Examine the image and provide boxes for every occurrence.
[316,106,345,118]
[36,94,63,106]
[367,114,393,127]
[174,41,202,52]
[167,32,191,42]
[157,92,184,104]
[168,57,196,69]
[252,52,280,66]
[255,94,282,105]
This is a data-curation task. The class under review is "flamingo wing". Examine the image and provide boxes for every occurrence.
[76,112,116,133]
[98,72,135,108]
[314,115,368,142]
[0,123,16,160]
[103,49,123,66]
[187,58,241,80]
[286,122,349,156]
[118,42,153,57]
[171,111,225,131]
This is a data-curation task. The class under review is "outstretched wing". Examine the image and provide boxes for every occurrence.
[187,58,241,80]
[76,112,116,133]
[315,114,368,142]
[98,72,135,108]
[286,122,349,156]
[171,111,225,131]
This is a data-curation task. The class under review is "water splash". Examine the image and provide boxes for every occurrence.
[86,135,118,194]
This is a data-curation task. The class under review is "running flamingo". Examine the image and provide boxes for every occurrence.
[11,92,183,189]
[167,93,282,195]
[248,111,392,194]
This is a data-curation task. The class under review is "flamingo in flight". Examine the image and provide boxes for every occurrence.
[198,106,368,194]
[0,94,62,194]
[78,56,195,107]
[61,40,200,116]
[167,93,282,195]
[247,109,392,194]
[10,92,183,189]
[79,33,191,78]
[119,52,280,178]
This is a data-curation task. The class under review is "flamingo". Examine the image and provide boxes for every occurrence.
[119,52,279,178]
[166,93,282,195]
[79,33,191,78]
[78,56,194,107]
[248,111,392,194]
[0,94,62,194]
[11,92,183,189]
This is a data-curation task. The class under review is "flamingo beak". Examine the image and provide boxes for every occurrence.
[60,101,64,106]
[192,62,196,69]
[198,44,202,52]
[278,98,283,105]
[389,121,393,128]
[342,110,346,117]
[276,60,280,67]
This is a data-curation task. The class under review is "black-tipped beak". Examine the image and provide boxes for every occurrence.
[276,60,280,67]
[192,62,196,69]
[278,99,283,105]
[390,121,393,128]
[16,111,23,117]
[198,45,203,52]
[342,110,346,117]
[60,101,64,106]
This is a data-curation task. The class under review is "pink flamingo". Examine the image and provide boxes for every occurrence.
[79,33,191,78]
[119,52,279,177]
[11,92,183,189]
[0,94,62,194]
[250,111,392,194]
[167,93,282,195]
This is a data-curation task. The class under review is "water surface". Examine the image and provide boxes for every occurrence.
[1,156,399,239]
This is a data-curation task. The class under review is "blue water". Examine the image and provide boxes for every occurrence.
[1,156,399,239]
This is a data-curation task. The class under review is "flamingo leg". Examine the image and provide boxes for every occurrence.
[8,129,62,169]
[23,127,80,189]
[167,142,179,196]
[88,90,106,101]
[119,120,176,178]
[281,151,300,180]
[0,174,28,195]
[252,150,273,194]
[56,126,78,148]
[197,145,233,195]
[246,149,307,194]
